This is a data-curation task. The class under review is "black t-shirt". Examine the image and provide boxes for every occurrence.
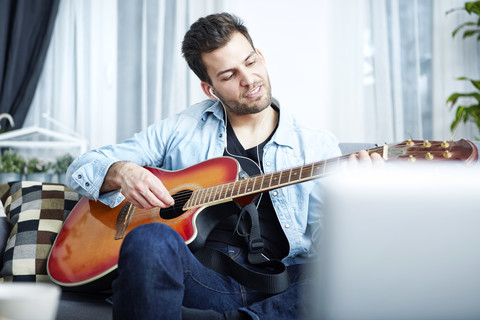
[205,107,289,260]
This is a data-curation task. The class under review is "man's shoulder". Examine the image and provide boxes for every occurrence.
[178,99,220,119]
[278,106,338,142]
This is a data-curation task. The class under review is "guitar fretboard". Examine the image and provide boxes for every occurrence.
[182,139,478,210]
[183,157,347,210]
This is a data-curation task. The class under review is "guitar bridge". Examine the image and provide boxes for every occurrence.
[115,202,135,240]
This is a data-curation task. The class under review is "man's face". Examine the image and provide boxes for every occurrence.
[202,32,272,115]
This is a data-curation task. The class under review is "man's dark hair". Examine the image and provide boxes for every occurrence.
[181,13,255,84]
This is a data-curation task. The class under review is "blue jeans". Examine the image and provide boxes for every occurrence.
[112,223,307,319]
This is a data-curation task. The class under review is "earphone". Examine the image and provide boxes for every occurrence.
[220,102,268,209]
[209,87,266,183]
[209,88,219,101]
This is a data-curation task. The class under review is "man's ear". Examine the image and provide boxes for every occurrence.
[256,48,266,63]
[201,82,217,101]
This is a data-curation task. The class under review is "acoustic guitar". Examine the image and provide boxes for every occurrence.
[47,139,478,289]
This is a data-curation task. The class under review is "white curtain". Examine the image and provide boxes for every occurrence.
[26,0,480,151]
[432,0,480,140]
[26,0,225,150]
[367,0,480,143]
[26,0,118,151]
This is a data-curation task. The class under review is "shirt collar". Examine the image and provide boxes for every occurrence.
[270,99,295,149]
[201,100,225,122]
[201,98,296,149]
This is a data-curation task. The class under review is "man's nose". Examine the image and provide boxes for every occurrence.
[239,69,254,87]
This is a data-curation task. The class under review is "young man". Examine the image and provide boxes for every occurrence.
[67,13,381,319]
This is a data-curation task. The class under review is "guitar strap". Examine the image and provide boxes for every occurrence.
[193,201,290,295]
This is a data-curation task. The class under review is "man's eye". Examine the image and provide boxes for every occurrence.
[223,73,235,81]
[247,60,256,66]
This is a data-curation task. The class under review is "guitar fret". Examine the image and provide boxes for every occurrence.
[258,175,266,192]
[271,172,280,187]
[252,176,261,193]
[232,181,241,196]
[323,159,338,175]
[225,182,233,198]
[243,179,248,193]
[218,184,225,200]
[290,168,299,182]
[245,178,255,194]
[205,187,214,203]
[300,164,312,180]
[193,189,201,207]
[213,185,222,201]
[260,173,267,189]
[279,169,291,185]
[188,191,196,207]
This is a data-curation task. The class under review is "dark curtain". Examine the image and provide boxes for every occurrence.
[0,0,60,131]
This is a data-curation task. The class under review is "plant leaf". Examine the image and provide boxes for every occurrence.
[446,93,459,106]
[462,29,480,38]
[451,106,466,131]
[448,92,480,104]
[465,1,480,14]
[471,79,480,90]
[456,77,480,90]
[452,22,475,37]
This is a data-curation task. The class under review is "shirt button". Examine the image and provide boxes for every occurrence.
[85,182,90,187]
[272,191,278,196]
[266,161,271,166]
[77,174,82,179]
[285,224,291,228]
[219,133,223,138]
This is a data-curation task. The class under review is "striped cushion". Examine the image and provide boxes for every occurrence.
[0,181,80,282]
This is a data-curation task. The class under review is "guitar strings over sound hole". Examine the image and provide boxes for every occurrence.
[159,189,192,220]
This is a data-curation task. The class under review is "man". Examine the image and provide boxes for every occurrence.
[67,13,381,319]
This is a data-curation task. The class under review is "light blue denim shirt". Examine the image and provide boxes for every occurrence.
[67,99,341,265]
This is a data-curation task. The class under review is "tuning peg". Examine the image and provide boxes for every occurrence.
[425,152,434,160]
[443,150,452,158]
[406,139,414,147]
[423,140,431,148]
[441,141,450,148]
[408,155,416,162]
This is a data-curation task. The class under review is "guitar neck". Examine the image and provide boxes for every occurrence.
[183,145,386,210]
[182,139,478,210]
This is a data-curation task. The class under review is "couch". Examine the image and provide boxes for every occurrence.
[0,141,478,319]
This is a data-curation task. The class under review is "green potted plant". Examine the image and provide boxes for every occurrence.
[0,150,25,183]
[54,153,74,185]
[446,1,480,137]
[25,157,53,182]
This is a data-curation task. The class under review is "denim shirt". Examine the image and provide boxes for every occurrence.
[66,99,341,265]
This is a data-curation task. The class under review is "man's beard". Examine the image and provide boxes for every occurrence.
[217,77,273,116]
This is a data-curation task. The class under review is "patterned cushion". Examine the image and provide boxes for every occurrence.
[0,181,81,282]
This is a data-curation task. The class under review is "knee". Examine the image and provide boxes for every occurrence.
[120,223,184,260]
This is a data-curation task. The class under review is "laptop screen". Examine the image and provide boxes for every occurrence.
[307,164,480,320]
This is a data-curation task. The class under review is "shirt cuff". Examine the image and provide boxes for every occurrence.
[69,158,125,207]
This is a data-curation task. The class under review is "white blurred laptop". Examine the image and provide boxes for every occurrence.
[308,164,480,320]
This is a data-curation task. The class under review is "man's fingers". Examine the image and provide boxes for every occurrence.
[347,150,384,169]
[147,178,174,207]
[117,163,175,209]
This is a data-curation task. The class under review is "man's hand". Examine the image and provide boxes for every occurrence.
[348,150,385,168]
[101,161,175,209]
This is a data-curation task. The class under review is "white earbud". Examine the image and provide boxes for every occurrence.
[209,88,219,101]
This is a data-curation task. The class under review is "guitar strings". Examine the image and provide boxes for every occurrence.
[166,141,457,209]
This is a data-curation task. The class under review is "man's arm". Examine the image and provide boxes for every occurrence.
[101,161,174,209]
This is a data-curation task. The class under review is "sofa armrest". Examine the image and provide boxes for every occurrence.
[0,216,10,267]
[339,143,377,155]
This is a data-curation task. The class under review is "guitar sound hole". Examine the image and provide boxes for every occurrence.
[159,189,192,220]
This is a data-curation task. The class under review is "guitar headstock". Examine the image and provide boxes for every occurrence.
[383,139,479,165]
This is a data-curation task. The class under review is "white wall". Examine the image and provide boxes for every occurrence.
[228,0,337,134]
